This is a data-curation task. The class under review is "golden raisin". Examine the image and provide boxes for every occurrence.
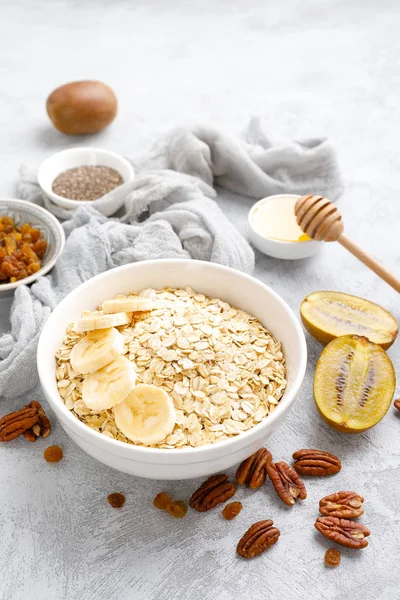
[30,228,41,242]
[324,548,341,567]
[153,492,172,510]
[27,262,41,275]
[20,223,30,235]
[43,445,63,463]
[1,216,14,231]
[167,501,187,519]
[32,238,47,258]
[21,243,38,263]
[4,236,17,255]
[107,492,126,508]
[222,501,243,520]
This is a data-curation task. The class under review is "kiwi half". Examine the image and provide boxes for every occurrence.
[301,291,398,350]
[314,335,396,433]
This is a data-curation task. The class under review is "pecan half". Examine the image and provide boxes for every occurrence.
[394,399,400,411]
[189,474,236,512]
[315,516,370,549]
[23,425,41,442]
[292,449,341,476]
[28,401,51,438]
[237,520,280,558]
[266,461,307,505]
[236,448,272,489]
[0,407,39,442]
[319,491,364,519]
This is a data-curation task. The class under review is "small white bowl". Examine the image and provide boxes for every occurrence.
[37,259,307,480]
[0,199,65,294]
[248,194,321,260]
[37,147,135,210]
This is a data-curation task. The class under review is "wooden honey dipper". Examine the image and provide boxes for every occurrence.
[295,195,400,293]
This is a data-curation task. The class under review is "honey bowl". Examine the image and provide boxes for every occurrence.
[248,194,321,260]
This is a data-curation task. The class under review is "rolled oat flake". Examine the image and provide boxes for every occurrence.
[52,165,124,201]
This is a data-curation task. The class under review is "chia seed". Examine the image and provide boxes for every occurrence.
[52,165,124,201]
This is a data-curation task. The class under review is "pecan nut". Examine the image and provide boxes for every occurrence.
[28,401,51,438]
[315,516,370,549]
[236,448,272,489]
[189,474,236,512]
[237,520,280,558]
[319,491,364,519]
[292,449,341,476]
[23,424,41,442]
[0,407,39,442]
[266,461,307,505]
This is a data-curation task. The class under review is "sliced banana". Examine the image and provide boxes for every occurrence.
[70,328,125,375]
[77,312,131,333]
[113,383,176,445]
[102,297,157,314]
[82,356,136,411]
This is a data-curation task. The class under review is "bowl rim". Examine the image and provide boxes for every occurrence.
[37,259,307,458]
[248,193,316,246]
[37,146,135,208]
[0,198,65,291]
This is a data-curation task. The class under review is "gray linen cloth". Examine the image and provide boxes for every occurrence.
[0,118,343,398]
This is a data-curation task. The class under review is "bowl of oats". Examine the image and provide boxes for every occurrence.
[37,259,307,480]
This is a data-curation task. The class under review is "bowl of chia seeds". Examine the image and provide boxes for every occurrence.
[38,147,135,210]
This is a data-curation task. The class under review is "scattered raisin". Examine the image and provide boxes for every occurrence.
[43,445,63,463]
[324,548,341,567]
[107,492,126,508]
[153,492,172,510]
[167,501,187,518]
[222,501,243,520]
[394,399,400,412]
[153,492,187,518]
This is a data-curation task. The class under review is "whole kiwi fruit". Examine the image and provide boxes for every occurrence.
[46,80,117,135]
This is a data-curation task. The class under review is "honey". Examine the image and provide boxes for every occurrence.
[251,195,310,242]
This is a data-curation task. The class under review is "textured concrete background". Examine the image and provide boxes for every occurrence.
[0,1,399,598]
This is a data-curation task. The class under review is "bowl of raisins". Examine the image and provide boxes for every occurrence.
[0,199,65,293]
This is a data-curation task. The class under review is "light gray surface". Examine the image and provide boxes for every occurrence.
[0,1,399,599]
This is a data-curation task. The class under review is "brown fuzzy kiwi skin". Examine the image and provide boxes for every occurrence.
[300,292,398,350]
[46,81,117,135]
[313,335,396,434]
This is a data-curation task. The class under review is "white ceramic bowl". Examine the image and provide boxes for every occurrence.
[0,199,65,294]
[37,260,307,480]
[37,147,135,210]
[248,194,321,259]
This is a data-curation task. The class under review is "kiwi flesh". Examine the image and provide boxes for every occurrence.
[314,335,395,433]
[301,291,398,350]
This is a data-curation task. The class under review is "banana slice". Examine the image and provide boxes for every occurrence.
[77,312,131,333]
[82,356,136,411]
[102,297,157,314]
[113,383,176,445]
[70,328,125,375]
